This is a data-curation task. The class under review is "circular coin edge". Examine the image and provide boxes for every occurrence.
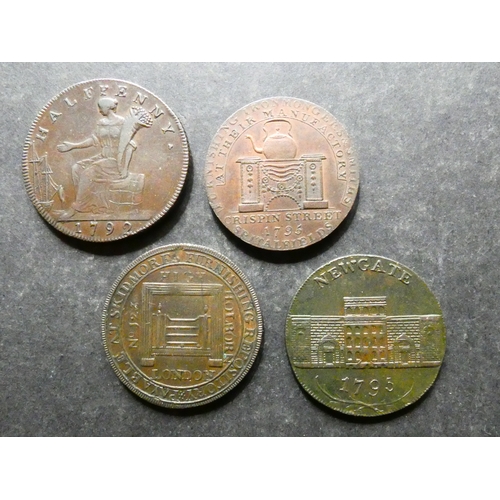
[101,243,263,408]
[284,254,446,417]
[204,96,360,251]
[22,78,189,242]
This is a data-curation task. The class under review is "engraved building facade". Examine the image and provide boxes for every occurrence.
[289,296,443,368]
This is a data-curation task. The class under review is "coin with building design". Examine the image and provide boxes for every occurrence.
[23,79,188,241]
[205,97,359,251]
[285,255,446,416]
[102,245,262,408]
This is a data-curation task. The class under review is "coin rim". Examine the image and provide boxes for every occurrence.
[285,254,446,417]
[204,95,360,251]
[101,243,263,408]
[22,78,189,242]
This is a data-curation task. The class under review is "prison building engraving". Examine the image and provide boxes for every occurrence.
[289,296,443,369]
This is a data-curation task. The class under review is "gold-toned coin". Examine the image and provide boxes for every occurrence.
[102,244,262,408]
[206,97,359,250]
[23,79,188,241]
[286,255,446,416]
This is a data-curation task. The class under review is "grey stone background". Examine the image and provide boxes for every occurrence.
[0,62,498,436]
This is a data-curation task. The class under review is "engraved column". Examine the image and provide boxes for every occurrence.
[302,154,328,209]
[238,158,264,212]
[208,287,223,367]
[290,316,312,367]
[141,286,156,367]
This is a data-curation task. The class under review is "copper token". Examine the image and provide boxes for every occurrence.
[23,79,188,242]
[286,255,446,416]
[102,244,262,408]
[205,97,359,251]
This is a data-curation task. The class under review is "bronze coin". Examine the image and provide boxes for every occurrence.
[206,97,359,251]
[102,244,263,408]
[23,79,188,242]
[285,255,446,416]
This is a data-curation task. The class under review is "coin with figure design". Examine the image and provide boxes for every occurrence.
[205,97,359,251]
[102,244,262,408]
[285,255,446,416]
[23,79,188,241]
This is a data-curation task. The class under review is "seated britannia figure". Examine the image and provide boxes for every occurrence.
[57,97,153,218]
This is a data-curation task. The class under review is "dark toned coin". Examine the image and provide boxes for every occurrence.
[23,79,188,241]
[102,244,262,408]
[285,255,446,416]
[206,97,359,251]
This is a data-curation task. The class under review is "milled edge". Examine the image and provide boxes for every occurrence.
[204,96,360,251]
[284,254,446,417]
[101,244,263,409]
[22,78,189,243]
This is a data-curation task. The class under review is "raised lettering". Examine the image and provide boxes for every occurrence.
[64,98,76,107]
[371,259,386,273]
[49,111,62,123]
[134,92,148,105]
[162,121,175,134]
[83,87,93,100]
[115,86,127,97]
[149,104,164,119]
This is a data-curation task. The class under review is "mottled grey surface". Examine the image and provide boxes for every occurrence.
[0,62,498,436]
